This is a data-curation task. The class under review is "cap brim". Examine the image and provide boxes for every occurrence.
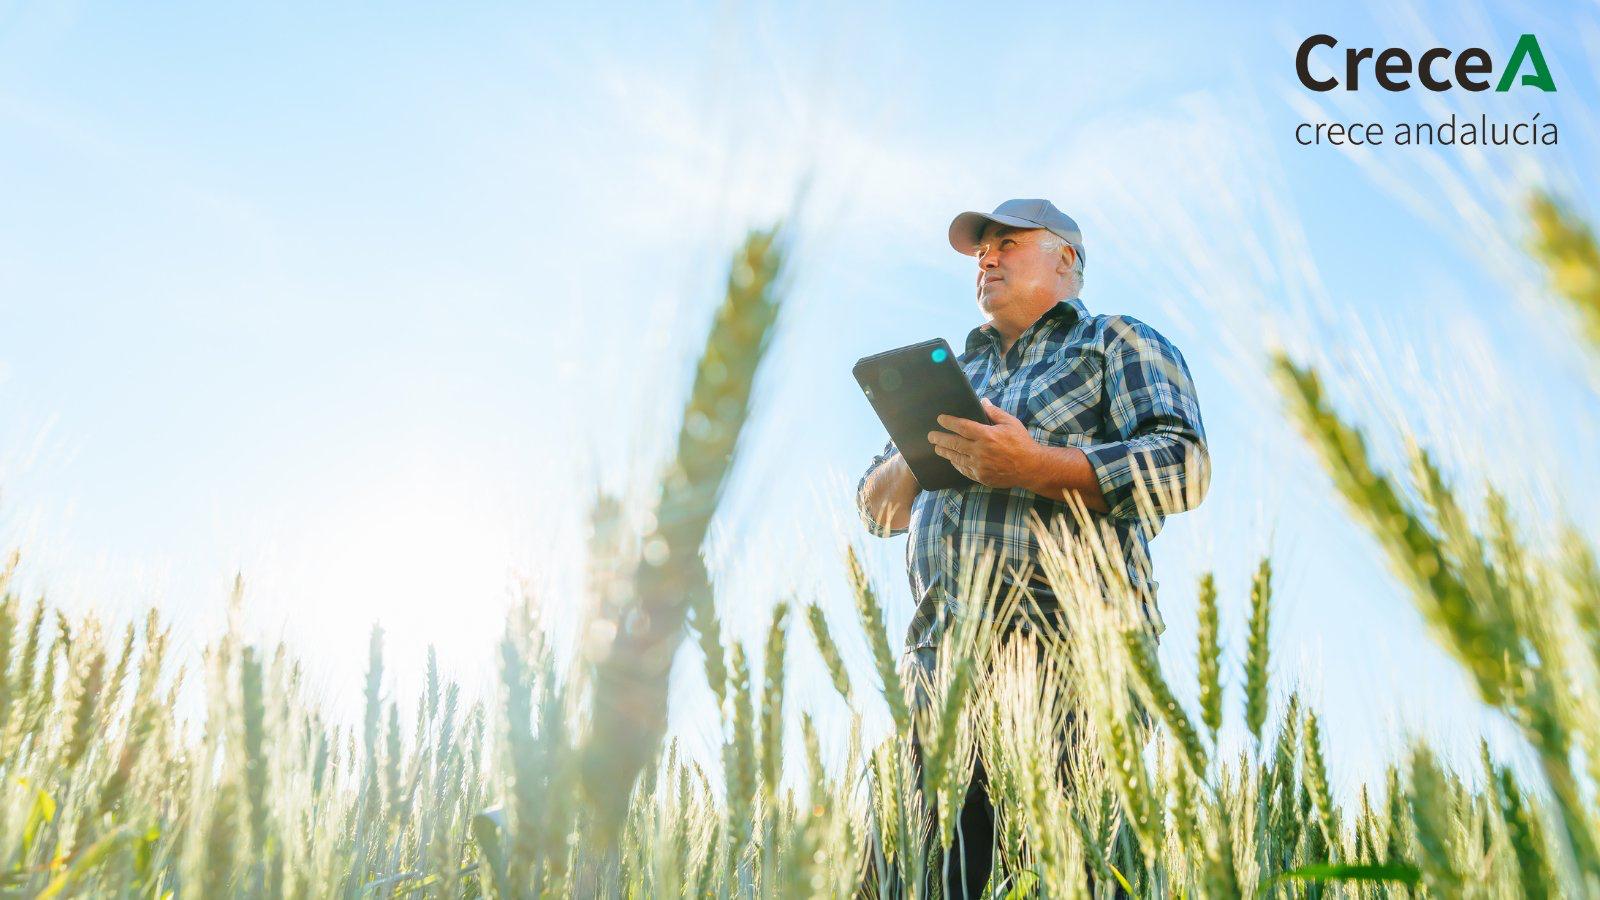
[948,211,1046,254]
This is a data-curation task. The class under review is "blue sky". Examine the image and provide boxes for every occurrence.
[3,0,1598,795]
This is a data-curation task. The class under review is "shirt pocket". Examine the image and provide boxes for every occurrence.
[1024,353,1104,435]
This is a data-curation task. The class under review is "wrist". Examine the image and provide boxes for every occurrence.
[1021,443,1053,496]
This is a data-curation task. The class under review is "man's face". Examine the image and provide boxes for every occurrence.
[973,224,1071,317]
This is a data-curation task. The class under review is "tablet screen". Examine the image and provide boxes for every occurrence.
[853,338,990,491]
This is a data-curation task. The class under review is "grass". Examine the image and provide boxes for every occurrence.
[1,192,1600,897]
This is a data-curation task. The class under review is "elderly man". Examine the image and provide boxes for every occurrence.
[855,198,1209,896]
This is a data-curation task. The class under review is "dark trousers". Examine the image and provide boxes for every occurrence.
[859,715,1132,898]
[927,753,1129,899]
[860,599,1146,897]
[934,754,996,899]
[855,751,994,899]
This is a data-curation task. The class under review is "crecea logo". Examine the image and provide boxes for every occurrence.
[1296,34,1555,92]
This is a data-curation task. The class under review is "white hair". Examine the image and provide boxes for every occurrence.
[1039,233,1086,297]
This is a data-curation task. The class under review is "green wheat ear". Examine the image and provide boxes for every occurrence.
[1529,192,1600,355]
[1244,557,1272,746]
[804,601,853,703]
[1275,351,1600,879]
[1272,357,1505,700]
[1195,572,1222,738]
[1123,626,1206,779]
[725,641,757,854]
[690,588,728,711]
[1494,763,1555,899]
[1301,709,1336,850]
[583,224,788,837]
[845,543,911,734]
[759,601,790,804]
[1408,745,1464,899]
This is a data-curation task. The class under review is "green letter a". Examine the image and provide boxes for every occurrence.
[1496,34,1556,92]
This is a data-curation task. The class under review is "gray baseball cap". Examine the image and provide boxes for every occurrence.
[948,198,1085,263]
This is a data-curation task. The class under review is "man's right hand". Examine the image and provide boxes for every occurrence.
[862,453,921,533]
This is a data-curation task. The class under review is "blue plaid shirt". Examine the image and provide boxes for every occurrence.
[856,298,1209,653]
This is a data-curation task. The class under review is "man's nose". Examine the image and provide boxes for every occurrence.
[977,247,1000,269]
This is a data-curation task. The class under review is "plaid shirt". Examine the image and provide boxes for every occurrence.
[856,297,1209,655]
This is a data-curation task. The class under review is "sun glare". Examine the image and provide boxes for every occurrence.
[265,459,535,706]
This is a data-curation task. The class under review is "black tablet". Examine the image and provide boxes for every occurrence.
[853,338,991,491]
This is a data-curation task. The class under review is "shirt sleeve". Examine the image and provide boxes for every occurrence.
[856,439,910,537]
[1079,317,1211,522]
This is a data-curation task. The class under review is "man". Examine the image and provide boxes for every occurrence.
[855,198,1209,896]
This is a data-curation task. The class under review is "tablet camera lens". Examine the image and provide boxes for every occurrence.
[930,347,948,363]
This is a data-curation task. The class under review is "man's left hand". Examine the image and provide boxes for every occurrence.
[929,398,1042,491]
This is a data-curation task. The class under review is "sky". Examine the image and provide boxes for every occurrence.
[3,0,1599,798]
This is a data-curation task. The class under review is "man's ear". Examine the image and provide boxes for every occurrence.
[1056,246,1076,275]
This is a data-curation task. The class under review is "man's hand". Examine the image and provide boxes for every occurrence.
[929,398,1044,491]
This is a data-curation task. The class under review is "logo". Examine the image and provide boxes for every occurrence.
[1296,34,1555,92]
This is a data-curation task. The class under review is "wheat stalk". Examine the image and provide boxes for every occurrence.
[759,601,790,806]
[585,225,788,837]
[1529,192,1600,356]
[845,543,910,735]
[1196,572,1222,740]
[1244,558,1272,747]
[1301,709,1336,852]
[804,602,853,703]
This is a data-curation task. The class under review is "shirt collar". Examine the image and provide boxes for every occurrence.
[964,297,1088,355]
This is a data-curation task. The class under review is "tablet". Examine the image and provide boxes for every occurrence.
[853,338,991,491]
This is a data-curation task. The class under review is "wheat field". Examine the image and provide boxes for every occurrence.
[2,200,1600,898]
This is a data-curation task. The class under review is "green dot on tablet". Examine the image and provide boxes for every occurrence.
[930,347,948,363]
